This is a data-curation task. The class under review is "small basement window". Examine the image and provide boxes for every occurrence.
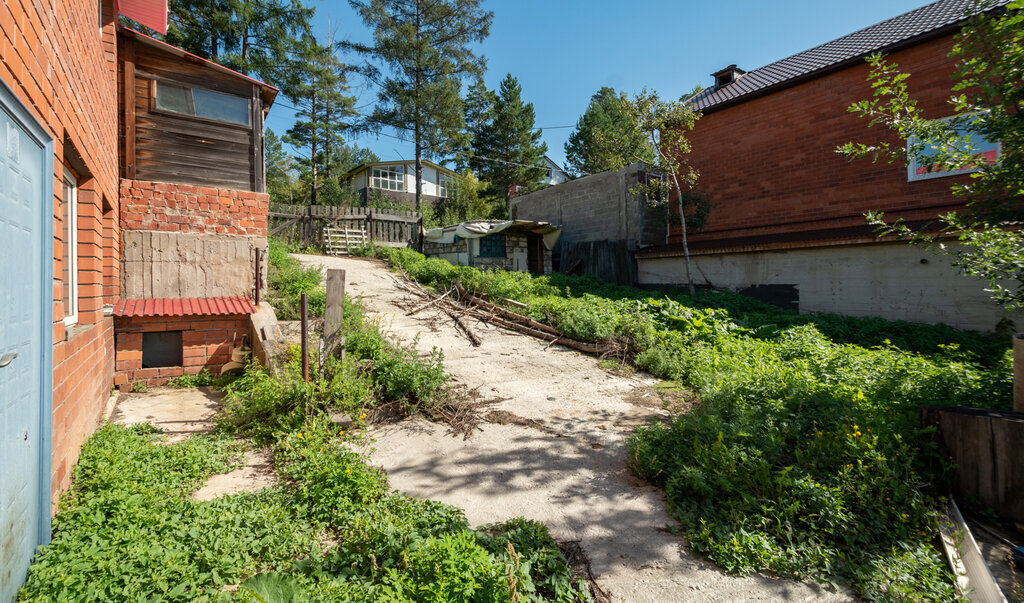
[142,331,183,368]
[478,235,506,258]
[154,80,250,126]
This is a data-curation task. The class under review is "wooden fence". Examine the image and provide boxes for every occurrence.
[269,204,422,249]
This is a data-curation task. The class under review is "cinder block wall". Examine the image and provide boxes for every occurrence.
[115,315,250,387]
[119,179,269,299]
[511,163,661,247]
[2,0,123,500]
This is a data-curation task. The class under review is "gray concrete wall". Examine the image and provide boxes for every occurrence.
[122,231,267,299]
[510,163,663,284]
[511,163,663,247]
[637,241,1021,332]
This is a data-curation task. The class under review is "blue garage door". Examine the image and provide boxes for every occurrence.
[0,81,53,601]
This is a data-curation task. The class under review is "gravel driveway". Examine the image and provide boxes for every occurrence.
[292,253,849,602]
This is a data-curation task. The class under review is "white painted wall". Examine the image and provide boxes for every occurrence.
[539,156,569,186]
[637,241,1022,332]
[359,163,453,197]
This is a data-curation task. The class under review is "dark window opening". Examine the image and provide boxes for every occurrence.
[154,81,250,126]
[478,235,506,258]
[142,331,183,368]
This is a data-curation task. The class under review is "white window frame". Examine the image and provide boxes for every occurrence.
[62,167,78,327]
[371,165,405,191]
[152,80,251,127]
[907,115,1002,182]
[437,173,452,198]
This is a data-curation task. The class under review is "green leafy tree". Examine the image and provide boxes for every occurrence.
[839,0,1024,309]
[164,0,236,60]
[346,0,493,212]
[473,74,547,215]
[564,87,650,176]
[265,129,300,204]
[283,35,357,205]
[611,89,703,295]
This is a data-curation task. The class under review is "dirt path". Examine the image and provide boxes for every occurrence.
[293,253,849,602]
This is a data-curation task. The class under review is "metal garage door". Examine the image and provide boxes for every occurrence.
[0,81,53,602]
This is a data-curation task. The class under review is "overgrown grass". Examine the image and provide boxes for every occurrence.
[364,245,1015,600]
[20,421,588,601]
[21,283,588,601]
[267,237,326,320]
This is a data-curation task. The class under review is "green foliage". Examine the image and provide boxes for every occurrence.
[130,380,149,393]
[368,245,1012,599]
[346,0,493,211]
[564,87,651,176]
[267,237,325,319]
[167,369,216,388]
[469,74,548,212]
[840,2,1024,309]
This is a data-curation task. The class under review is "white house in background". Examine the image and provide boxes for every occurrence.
[539,156,570,186]
[345,160,460,206]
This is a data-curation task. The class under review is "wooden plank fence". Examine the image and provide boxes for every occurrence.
[269,203,422,250]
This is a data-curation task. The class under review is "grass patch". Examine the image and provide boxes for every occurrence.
[267,237,326,320]
[366,245,1014,600]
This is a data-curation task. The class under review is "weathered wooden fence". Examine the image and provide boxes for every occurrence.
[269,204,422,249]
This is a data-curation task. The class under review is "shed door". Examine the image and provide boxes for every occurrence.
[0,85,52,601]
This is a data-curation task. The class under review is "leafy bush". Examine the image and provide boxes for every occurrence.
[267,237,326,320]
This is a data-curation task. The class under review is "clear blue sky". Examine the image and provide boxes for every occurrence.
[264,0,931,170]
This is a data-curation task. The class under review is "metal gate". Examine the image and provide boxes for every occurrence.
[0,80,54,601]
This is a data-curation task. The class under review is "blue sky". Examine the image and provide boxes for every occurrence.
[265,0,931,170]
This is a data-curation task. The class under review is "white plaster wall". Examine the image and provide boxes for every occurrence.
[402,165,439,196]
[637,241,1021,332]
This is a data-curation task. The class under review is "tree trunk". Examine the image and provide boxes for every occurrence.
[670,173,696,296]
[310,90,318,206]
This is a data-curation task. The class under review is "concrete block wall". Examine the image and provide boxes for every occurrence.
[2,0,122,502]
[114,315,250,387]
[511,163,662,247]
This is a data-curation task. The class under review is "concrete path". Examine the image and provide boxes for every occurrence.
[111,387,276,499]
[293,253,851,602]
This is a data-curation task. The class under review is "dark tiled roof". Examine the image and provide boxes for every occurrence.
[690,0,1009,112]
[114,296,256,317]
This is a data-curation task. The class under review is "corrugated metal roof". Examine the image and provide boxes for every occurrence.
[113,296,256,317]
[690,0,1009,112]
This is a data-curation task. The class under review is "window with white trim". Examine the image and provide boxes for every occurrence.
[438,173,452,198]
[372,165,405,191]
[154,80,250,126]
[62,168,78,326]
[907,116,1001,182]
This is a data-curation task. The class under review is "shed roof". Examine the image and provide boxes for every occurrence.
[690,0,1009,113]
[114,296,256,317]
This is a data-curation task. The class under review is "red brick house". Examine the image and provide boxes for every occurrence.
[637,0,1019,332]
[0,2,271,597]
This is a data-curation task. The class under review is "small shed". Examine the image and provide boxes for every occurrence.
[423,220,561,274]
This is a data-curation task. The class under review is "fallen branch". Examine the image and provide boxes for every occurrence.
[455,282,560,337]
[407,287,453,316]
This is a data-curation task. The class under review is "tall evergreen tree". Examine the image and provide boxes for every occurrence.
[564,87,650,176]
[283,35,357,205]
[475,74,547,213]
[265,129,298,204]
[457,77,496,172]
[163,0,313,85]
[345,0,493,211]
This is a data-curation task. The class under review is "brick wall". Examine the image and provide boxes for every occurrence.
[2,0,122,501]
[676,34,969,245]
[114,315,250,387]
[120,179,269,236]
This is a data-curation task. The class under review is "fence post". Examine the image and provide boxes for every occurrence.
[417,216,424,252]
[368,211,375,243]
[300,293,309,382]
[324,269,346,361]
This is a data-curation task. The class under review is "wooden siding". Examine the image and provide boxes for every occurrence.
[118,34,264,192]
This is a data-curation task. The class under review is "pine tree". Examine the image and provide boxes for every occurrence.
[475,74,547,214]
[564,87,650,176]
[265,129,298,204]
[346,0,493,212]
[457,77,496,173]
[283,35,356,205]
